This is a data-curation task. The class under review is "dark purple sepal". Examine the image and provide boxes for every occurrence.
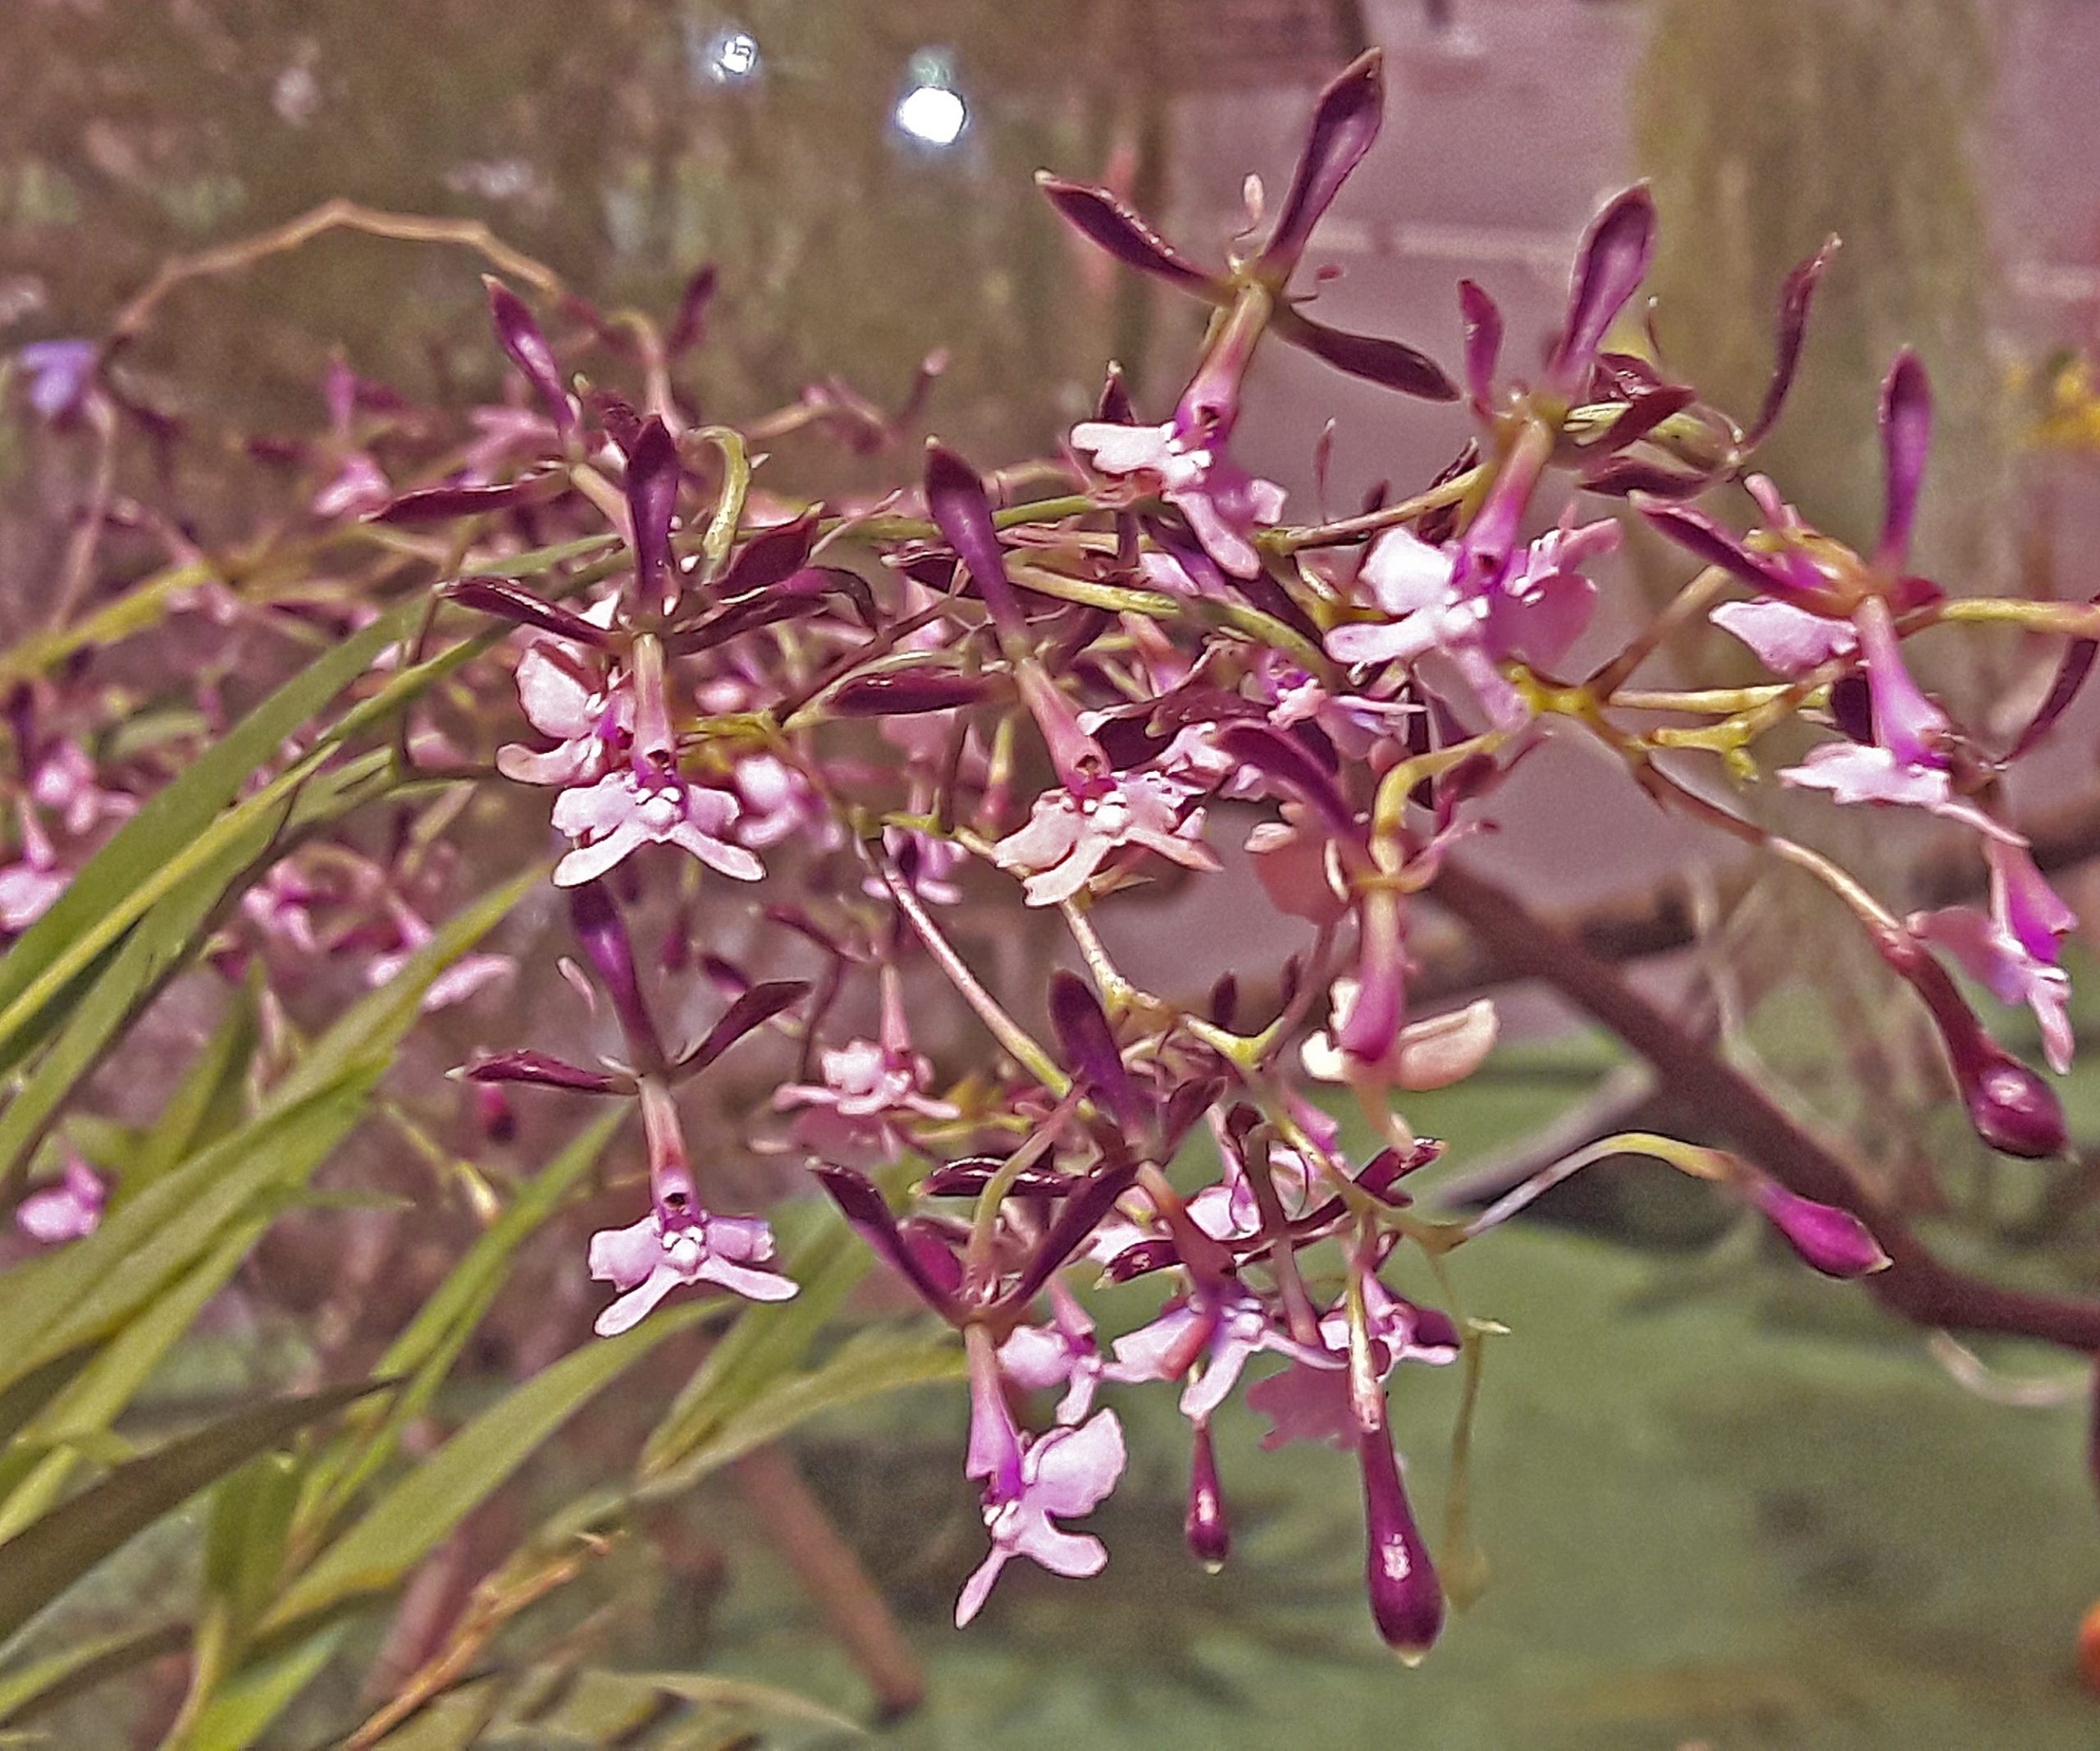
[673,980,810,1078]
[810,1164,960,1317]
[1358,1426,1444,1662]
[1548,185,1658,395]
[1747,1179,1891,1278]
[1099,1237,1178,1285]
[2006,596,2100,761]
[1034,174,1216,294]
[1593,383,1700,453]
[1208,973,1239,1032]
[1215,724,1360,843]
[1357,1139,1443,1203]
[1745,237,1840,447]
[1636,500,1810,598]
[568,881,668,1076]
[1094,362,1136,427]
[1185,1418,1231,1570]
[664,592,830,657]
[623,415,682,618]
[666,264,718,359]
[924,441,1025,637]
[1828,673,1874,743]
[1579,455,1710,499]
[1048,972,1146,1137]
[1005,1151,1143,1307]
[375,473,566,526]
[441,576,614,646]
[1876,349,1932,570]
[1270,306,1459,403]
[459,1049,627,1096]
[484,279,578,446]
[1257,50,1383,281]
[718,510,822,597]
[829,669,989,717]
[920,1156,1082,1199]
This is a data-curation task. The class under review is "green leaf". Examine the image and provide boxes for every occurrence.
[0,1213,272,1539]
[131,980,260,1186]
[0,1621,188,1730]
[299,1110,628,1534]
[0,607,413,1076]
[171,1621,348,1751]
[264,1303,714,1631]
[638,1325,962,1499]
[0,1380,382,1650]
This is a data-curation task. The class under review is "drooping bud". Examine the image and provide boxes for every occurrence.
[1745,1178,1891,1278]
[1358,1422,1443,1663]
[1878,927,2067,1158]
[1185,1418,1231,1571]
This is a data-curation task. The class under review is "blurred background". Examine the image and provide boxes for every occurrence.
[7,2,2100,1745]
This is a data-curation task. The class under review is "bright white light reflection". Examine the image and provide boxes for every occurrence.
[895,84,968,147]
[705,29,760,83]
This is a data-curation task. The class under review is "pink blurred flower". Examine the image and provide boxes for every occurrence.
[16,1156,106,1245]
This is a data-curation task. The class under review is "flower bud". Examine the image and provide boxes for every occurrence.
[1358,1427,1443,1663]
[1185,1418,1231,1572]
[1746,1179,1890,1279]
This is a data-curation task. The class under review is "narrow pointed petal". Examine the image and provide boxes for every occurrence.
[377,474,567,526]
[1876,349,1932,569]
[1270,307,1459,402]
[624,415,682,617]
[1048,972,1144,1136]
[459,1050,624,1095]
[1457,280,1502,412]
[485,279,578,444]
[924,441,1024,636]
[442,576,614,646]
[1034,174,1215,293]
[1637,500,1810,598]
[1215,723,1358,841]
[1549,185,1657,393]
[2007,593,2099,761]
[567,880,667,1073]
[1006,1154,1142,1308]
[1259,51,1383,279]
[1746,237,1840,446]
[810,1164,960,1314]
[719,510,822,597]
[674,980,810,1077]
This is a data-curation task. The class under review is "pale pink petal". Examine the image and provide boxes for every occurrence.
[1710,599,1857,677]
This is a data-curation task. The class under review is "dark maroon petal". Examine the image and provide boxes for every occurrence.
[1034,174,1216,293]
[1636,500,1806,597]
[1048,972,1145,1136]
[1828,673,1874,743]
[924,441,1024,636]
[1270,306,1459,403]
[674,980,810,1077]
[1093,363,1136,426]
[1358,1425,1443,1661]
[484,278,578,445]
[718,510,822,597]
[1006,1152,1143,1306]
[441,576,614,646]
[568,882,667,1074]
[1215,724,1358,841]
[623,415,682,617]
[1595,383,1699,451]
[1259,50,1383,280]
[1185,1418,1231,1569]
[1580,455,1710,498]
[920,1156,1081,1199]
[664,592,829,657]
[829,670,988,717]
[1099,1236,1179,1284]
[898,1218,967,1301]
[1548,185,1657,393]
[1356,1139,1444,1202]
[1208,973,1239,1031]
[810,1164,958,1317]
[1876,350,1932,569]
[666,263,718,359]
[1161,1076,1229,1155]
[2007,597,2100,761]
[1457,280,1503,411]
[374,473,565,526]
[459,1050,625,1096]
[1745,237,1840,447]
[593,394,645,459]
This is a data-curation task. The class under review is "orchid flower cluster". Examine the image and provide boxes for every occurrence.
[11,51,2093,1662]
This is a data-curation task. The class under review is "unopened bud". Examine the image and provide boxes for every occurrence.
[1185,1419,1230,1571]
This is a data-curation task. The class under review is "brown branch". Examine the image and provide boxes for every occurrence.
[1410,789,2100,1007]
[730,1444,924,1721]
[1430,858,2100,1356]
